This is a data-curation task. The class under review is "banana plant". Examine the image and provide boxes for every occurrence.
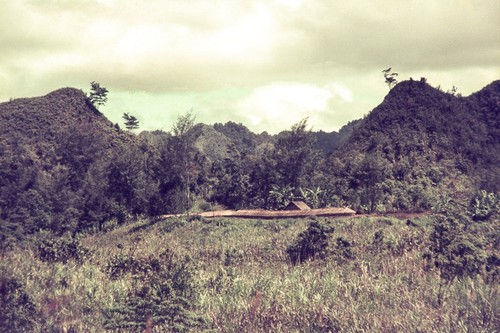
[268,184,295,210]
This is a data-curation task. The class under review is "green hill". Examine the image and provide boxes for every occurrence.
[0,88,142,243]
[327,79,500,211]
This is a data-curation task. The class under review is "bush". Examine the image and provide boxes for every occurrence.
[160,217,187,233]
[470,190,498,221]
[0,274,37,332]
[331,237,355,263]
[106,252,149,280]
[485,253,500,284]
[428,214,486,283]
[286,218,335,265]
[37,234,89,264]
[196,200,212,212]
[104,249,206,332]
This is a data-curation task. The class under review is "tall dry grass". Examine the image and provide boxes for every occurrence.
[1,216,498,332]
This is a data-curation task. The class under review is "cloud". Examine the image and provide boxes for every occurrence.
[0,0,498,133]
[235,82,353,133]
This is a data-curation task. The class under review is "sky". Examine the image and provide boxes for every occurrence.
[1,0,499,134]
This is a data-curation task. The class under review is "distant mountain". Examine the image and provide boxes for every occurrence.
[313,119,361,155]
[213,121,272,154]
[196,119,359,160]
[192,123,234,162]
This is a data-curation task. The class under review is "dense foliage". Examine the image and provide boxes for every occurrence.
[104,249,205,332]
[0,275,37,332]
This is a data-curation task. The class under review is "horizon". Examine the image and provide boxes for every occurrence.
[1,0,499,134]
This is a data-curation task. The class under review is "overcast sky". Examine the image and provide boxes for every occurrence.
[1,0,498,133]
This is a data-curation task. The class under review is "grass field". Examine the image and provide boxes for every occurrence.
[1,215,498,332]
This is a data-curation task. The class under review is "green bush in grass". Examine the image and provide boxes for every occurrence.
[104,249,207,332]
[287,218,334,264]
[0,274,37,332]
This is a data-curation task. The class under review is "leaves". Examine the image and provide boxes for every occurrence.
[429,213,486,283]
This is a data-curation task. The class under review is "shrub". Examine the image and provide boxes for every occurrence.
[286,218,334,265]
[106,252,149,280]
[485,253,500,284]
[160,217,187,233]
[331,237,355,263]
[104,249,206,332]
[196,200,212,212]
[187,214,206,223]
[0,274,37,332]
[470,190,498,221]
[428,214,486,283]
[372,229,385,248]
[37,234,89,264]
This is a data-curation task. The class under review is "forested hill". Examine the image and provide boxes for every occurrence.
[193,120,355,161]
[327,79,500,211]
[0,88,140,243]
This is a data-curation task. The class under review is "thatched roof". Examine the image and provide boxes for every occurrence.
[164,207,356,219]
[285,201,311,211]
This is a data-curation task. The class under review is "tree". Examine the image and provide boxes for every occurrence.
[427,211,486,304]
[298,187,324,209]
[272,118,319,190]
[88,81,108,108]
[382,68,398,90]
[122,113,140,130]
[170,112,197,214]
[350,152,391,212]
[268,184,295,210]
[172,111,196,137]
[211,155,251,209]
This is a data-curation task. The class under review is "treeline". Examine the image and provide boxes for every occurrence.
[0,80,499,246]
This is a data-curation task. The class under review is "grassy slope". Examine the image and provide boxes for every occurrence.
[2,216,498,332]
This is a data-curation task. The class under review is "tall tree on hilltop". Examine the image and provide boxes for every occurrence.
[122,113,140,130]
[88,81,108,108]
[382,68,399,90]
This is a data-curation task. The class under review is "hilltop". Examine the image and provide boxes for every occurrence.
[0,88,122,145]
